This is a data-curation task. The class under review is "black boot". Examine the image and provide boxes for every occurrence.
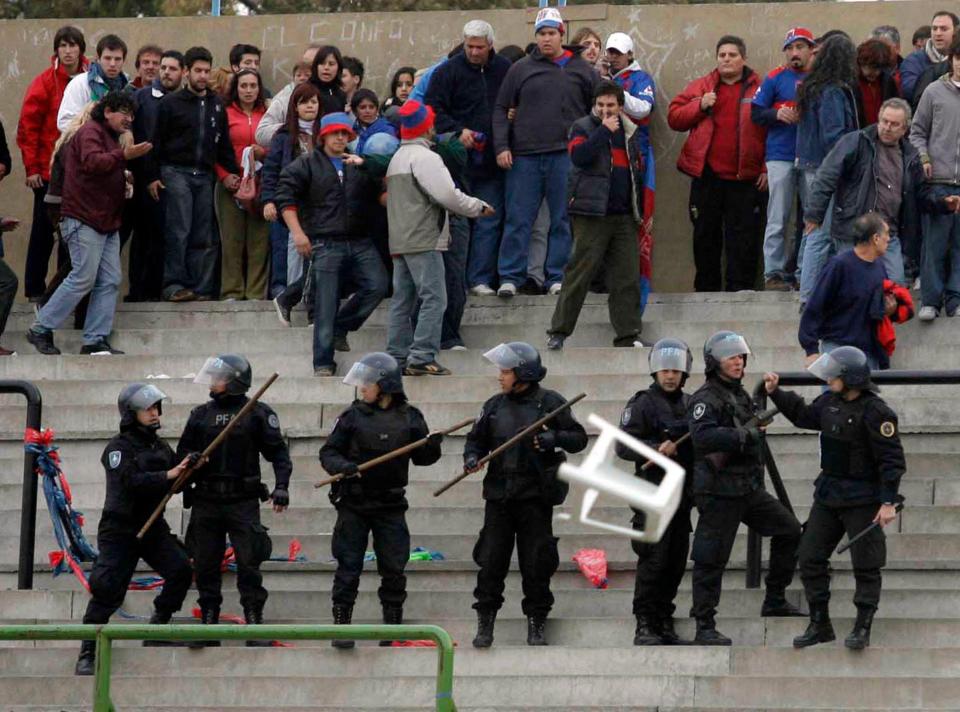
[633,615,663,646]
[143,609,190,648]
[331,604,355,649]
[74,640,95,676]
[694,616,731,646]
[244,605,272,647]
[472,611,496,649]
[792,603,836,649]
[379,606,402,647]
[761,591,805,617]
[199,607,222,647]
[526,616,547,646]
[659,617,683,645]
[844,607,874,651]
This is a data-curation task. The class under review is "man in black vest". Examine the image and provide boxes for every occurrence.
[764,346,904,650]
[688,330,803,645]
[319,352,442,648]
[617,338,695,646]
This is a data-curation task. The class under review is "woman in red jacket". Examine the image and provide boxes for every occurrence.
[216,69,269,300]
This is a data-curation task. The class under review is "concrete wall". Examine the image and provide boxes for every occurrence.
[0,2,941,295]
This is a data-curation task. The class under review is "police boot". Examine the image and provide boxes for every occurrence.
[199,607,222,647]
[526,616,547,646]
[761,590,805,617]
[143,609,189,648]
[472,611,496,649]
[379,606,403,647]
[331,604,355,649]
[633,615,664,646]
[844,607,875,651]
[659,617,683,646]
[243,605,273,647]
[694,616,731,646]
[74,640,95,676]
[792,603,836,649]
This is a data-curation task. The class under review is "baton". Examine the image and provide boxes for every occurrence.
[136,373,280,539]
[433,392,587,497]
[639,432,691,471]
[836,502,904,554]
[314,417,476,488]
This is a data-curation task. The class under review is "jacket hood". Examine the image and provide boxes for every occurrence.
[613,60,642,79]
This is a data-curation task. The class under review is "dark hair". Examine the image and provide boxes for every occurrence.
[390,66,416,99]
[447,42,464,59]
[284,81,322,153]
[350,87,379,112]
[931,10,960,27]
[341,56,365,82]
[228,69,266,109]
[292,60,311,77]
[857,38,894,69]
[135,44,163,68]
[913,25,932,45]
[229,43,261,68]
[161,49,184,68]
[96,34,128,59]
[594,79,625,105]
[948,37,960,59]
[853,213,887,244]
[310,45,343,87]
[797,35,856,112]
[715,35,746,58]
[498,44,526,64]
[91,91,136,123]
[524,42,538,55]
[184,46,213,69]
[816,29,852,45]
[54,26,85,55]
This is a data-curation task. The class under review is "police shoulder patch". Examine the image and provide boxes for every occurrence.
[108,450,122,469]
[268,413,280,429]
[879,421,896,438]
[693,403,707,420]
[621,408,632,426]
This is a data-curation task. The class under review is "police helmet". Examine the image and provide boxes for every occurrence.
[343,352,404,395]
[118,383,168,428]
[649,338,693,376]
[703,331,751,375]
[807,347,872,389]
[193,354,252,395]
[483,342,547,383]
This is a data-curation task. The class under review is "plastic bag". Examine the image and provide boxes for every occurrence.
[572,548,608,589]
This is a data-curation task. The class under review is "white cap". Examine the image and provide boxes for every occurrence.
[605,32,634,54]
[534,7,564,33]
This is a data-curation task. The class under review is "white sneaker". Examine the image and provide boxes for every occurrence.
[497,283,517,298]
[469,284,496,296]
[547,283,562,296]
[443,344,468,351]
[918,305,938,321]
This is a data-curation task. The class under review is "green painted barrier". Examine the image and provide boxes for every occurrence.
[0,623,457,712]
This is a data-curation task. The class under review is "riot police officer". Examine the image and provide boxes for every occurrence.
[688,331,803,646]
[75,383,198,675]
[178,354,292,645]
[616,338,695,646]
[764,346,905,650]
[319,352,442,648]
[464,342,587,648]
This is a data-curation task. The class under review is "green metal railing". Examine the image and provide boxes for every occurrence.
[0,623,457,712]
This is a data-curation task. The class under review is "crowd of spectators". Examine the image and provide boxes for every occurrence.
[1,8,956,366]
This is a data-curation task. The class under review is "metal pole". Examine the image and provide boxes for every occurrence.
[8,381,43,590]
[93,629,115,712]
[211,0,221,16]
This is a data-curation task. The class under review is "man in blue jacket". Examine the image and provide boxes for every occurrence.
[901,10,957,101]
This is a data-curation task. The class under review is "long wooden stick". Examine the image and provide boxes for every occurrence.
[314,417,476,488]
[639,432,691,471]
[136,373,280,539]
[433,392,587,497]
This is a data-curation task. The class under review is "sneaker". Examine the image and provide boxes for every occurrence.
[273,297,291,327]
[497,283,517,298]
[195,295,215,302]
[333,334,350,352]
[547,283,562,296]
[0,346,16,356]
[518,279,543,295]
[404,361,451,376]
[469,284,496,296]
[80,339,124,355]
[947,306,960,317]
[631,339,652,348]
[26,329,60,355]
[546,333,565,351]
[314,365,337,377]
[918,305,938,322]
[764,276,792,292]
[442,344,468,351]
[167,288,196,302]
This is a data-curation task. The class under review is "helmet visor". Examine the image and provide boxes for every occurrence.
[483,343,522,370]
[650,346,691,374]
[710,333,751,361]
[193,356,242,387]
[343,361,382,388]
[127,384,169,411]
[807,352,844,383]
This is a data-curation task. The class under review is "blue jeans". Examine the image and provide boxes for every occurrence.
[442,214,470,348]
[161,166,218,298]
[388,251,446,366]
[311,238,387,370]
[33,217,121,345]
[798,169,834,304]
[763,160,802,279]
[920,208,960,313]
[466,172,506,288]
[499,152,572,288]
[268,221,288,299]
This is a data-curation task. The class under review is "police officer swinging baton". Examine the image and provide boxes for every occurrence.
[313,417,477,488]
[136,373,280,539]
[433,392,587,497]
[836,501,904,554]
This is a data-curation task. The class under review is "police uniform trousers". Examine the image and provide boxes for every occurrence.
[472,499,560,618]
[632,493,693,619]
[83,515,192,624]
[799,500,885,612]
[186,497,269,611]
[331,504,410,609]
[690,490,801,619]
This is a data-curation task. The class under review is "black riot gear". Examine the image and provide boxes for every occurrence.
[808,346,873,390]
[702,331,750,376]
[343,352,404,395]
[118,383,168,429]
[195,354,253,395]
[484,342,547,383]
[648,338,693,384]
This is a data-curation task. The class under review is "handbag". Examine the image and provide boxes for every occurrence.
[235,146,261,216]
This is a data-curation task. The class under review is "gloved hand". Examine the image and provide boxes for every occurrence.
[342,462,360,477]
[186,452,204,468]
[427,432,444,446]
[741,427,762,452]
[533,430,556,452]
[271,486,289,510]
[464,454,480,473]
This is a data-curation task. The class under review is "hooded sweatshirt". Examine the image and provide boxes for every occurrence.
[910,74,960,185]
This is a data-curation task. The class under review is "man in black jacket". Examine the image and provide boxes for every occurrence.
[275,112,388,377]
[148,46,239,302]
[547,81,642,350]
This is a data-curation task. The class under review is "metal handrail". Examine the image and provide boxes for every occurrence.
[0,623,458,712]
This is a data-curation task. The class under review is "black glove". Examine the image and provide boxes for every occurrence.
[342,462,360,477]
[741,427,762,452]
[186,452,203,468]
[534,430,556,452]
[464,454,479,471]
[427,432,444,446]
[271,486,289,507]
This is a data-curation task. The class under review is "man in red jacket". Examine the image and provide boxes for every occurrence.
[668,35,768,292]
[16,25,88,303]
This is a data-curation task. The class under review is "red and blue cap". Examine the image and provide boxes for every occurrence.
[782,27,816,50]
[397,100,435,140]
[534,7,564,34]
[319,112,355,139]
